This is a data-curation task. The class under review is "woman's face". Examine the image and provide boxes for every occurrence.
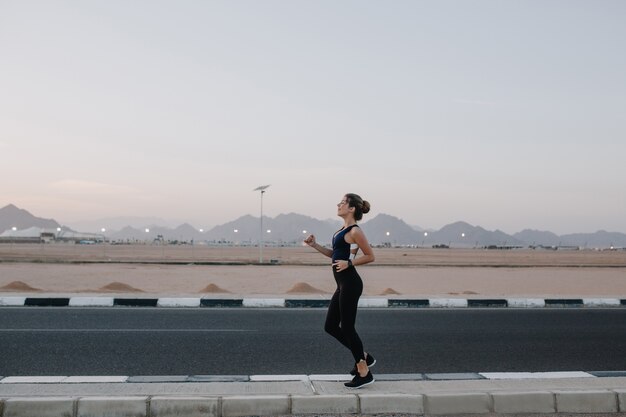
[337,196,351,217]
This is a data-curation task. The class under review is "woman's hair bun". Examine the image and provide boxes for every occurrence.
[361,200,371,214]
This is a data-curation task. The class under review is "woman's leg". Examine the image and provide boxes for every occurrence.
[324,288,352,350]
[338,272,365,364]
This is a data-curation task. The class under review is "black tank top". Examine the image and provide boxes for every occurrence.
[332,224,358,262]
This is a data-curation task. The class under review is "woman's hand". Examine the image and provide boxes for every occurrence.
[305,234,333,258]
[332,260,350,272]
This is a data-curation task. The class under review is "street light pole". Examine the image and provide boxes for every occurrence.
[101,228,106,258]
[253,185,271,263]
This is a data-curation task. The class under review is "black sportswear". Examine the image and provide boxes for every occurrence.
[325,224,367,363]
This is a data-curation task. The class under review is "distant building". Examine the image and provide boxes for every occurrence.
[0,227,103,243]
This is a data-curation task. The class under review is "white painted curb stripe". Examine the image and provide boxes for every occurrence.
[430,298,468,308]
[507,298,546,308]
[242,298,286,307]
[0,297,27,306]
[1,376,68,384]
[69,297,115,307]
[309,374,352,381]
[250,375,309,382]
[358,298,389,308]
[480,372,595,380]
[157,298,201,307]
[0,376,128,384]
[63,376,128,383]
[583,298,621,307]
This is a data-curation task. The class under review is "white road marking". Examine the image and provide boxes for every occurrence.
[0,328,255,332]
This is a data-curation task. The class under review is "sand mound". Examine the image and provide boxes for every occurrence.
[0,281,42,292]
[286,282,327,294]
[199,283,230,293]
[462,290,478,295]
[99,282,144,293]
[380,287,401,295]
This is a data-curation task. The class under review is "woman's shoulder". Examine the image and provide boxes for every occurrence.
[348,224,363,235]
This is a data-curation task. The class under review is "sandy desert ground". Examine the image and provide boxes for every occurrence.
[1,244,625,298]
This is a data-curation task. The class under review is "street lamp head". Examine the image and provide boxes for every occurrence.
[253,185,271,192]
[266,229,271,233]
[424,232,428,237]
[386,231,390,236]
[234,229,238,233]
[302,230,307,234]
[101,228,106,233]
[145,228,150,233]
[12,227,17,231]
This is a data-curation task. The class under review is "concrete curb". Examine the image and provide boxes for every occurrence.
[2,296,626,308]
[2,397,76,417]
[492,391,556,413]
[2,374,626,416]
[2,389,626,416]
[76,396,148,417]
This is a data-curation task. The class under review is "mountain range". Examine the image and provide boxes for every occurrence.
[1,204,625,248]
[0,204,62,232]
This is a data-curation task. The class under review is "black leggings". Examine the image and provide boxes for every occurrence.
[324,265,366,363]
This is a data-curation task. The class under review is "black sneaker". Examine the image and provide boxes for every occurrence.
[349,353,376,376]
[344,371,374,389]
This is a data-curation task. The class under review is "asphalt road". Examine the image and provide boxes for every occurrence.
[1,308,626,376]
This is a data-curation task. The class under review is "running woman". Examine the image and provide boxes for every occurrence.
[304,193,376,388]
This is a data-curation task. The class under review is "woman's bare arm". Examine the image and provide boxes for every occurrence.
[347,228,375,266]
[304,234,332,258]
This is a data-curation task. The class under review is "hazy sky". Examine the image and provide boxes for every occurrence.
[1,1,625,234]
